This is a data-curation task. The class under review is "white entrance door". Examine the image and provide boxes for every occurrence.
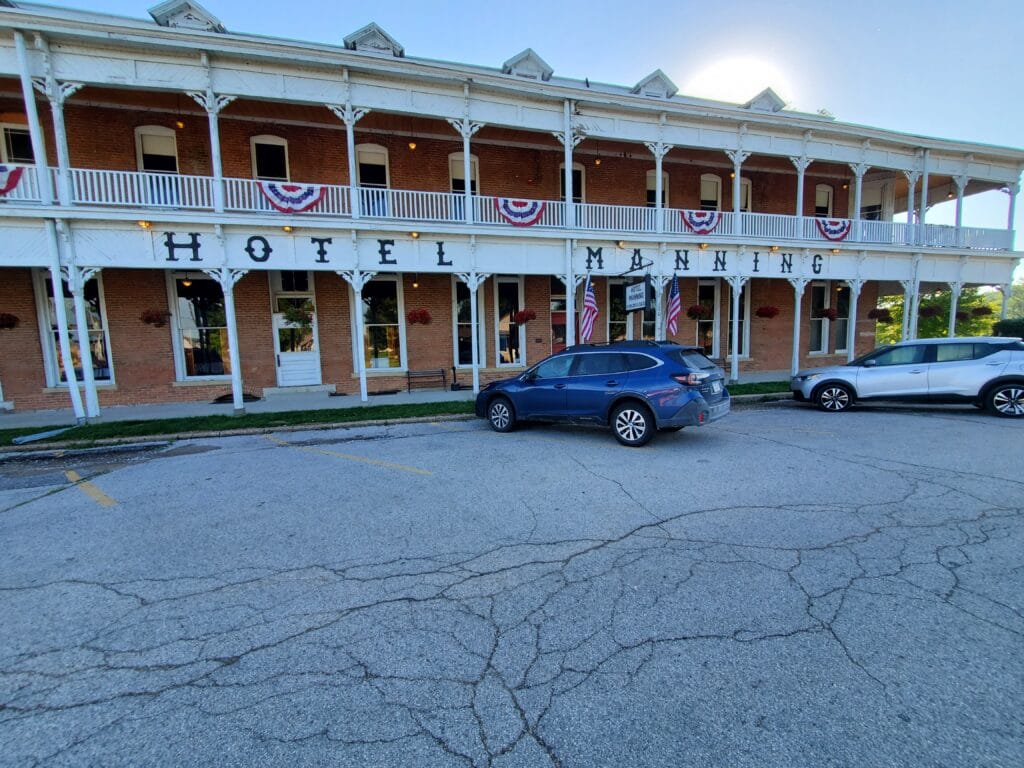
[273,313,322,387]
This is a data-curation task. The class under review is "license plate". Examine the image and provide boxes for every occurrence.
[710,380,722,394]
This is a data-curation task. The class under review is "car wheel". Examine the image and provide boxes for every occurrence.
[487,396,516,432]
[815,383,853,412]
[611,402,654,446]
[987,383,1024,418]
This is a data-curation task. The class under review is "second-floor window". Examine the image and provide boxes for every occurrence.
[559,163,585,204]
[700,174,721,211]
[135,126,178,173]
[815,184,834,217]
[356,144,389,216]
[449,152,479,194]
[2,124,33,163]
[645,170,669,208]
[251,135,289,181]
[739,178,751,213]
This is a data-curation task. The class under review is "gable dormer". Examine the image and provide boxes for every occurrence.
[148,1,226,33]
[343,23,404,57]
[502,49,553,82]
[742,87,786,113]
[630,69,678,99]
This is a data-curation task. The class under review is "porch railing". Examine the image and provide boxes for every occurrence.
[4,166,1013,253]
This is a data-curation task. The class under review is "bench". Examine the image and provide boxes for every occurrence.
[406,368,447,392]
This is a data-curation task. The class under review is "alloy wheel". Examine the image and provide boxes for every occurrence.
[615,408,648,442]
[992,386,1024,416]
[489,401,511,430]
[818,386,851,412]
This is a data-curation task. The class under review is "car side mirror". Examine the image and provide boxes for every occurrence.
[863,359,878,367]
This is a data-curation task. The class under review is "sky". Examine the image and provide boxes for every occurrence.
[31,0,1024,280]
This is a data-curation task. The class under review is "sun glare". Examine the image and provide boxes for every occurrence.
[682,57,797,107]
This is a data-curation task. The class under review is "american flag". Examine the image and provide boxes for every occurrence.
[580,275,599,342]
[665,274,681,336]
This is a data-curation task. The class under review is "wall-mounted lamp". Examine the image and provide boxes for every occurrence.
[137,220,152,229]
[770,245,780,251]
[699,243,709,250]
[617,241,627,249]
[410,231,420,239]
[412,273,420,289]
[408,141,417,151]
[181,272,193,287]
[175,120,185,130]
[831,248,840,254]
[282,225,294,233]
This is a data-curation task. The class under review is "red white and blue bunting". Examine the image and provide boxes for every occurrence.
[257,182,326,213]
[0,165,24,196]
[494,198,547,227]
[815,218,852,241]
[680,210,721,235]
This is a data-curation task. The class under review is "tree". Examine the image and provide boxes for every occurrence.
[873,287,1001,346]
[1007,282,1024,319]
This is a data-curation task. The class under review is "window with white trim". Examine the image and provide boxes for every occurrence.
[34,270,112,386]
[699,174,721,211]
[356,143,389,216]
[135,125,178,173]
[448,152,479,194]
[495,276,525,366]
[810,281,830,354]
[645,170,669,207]
[815,184,834,217]
[696,279,719,356]
[726,283,751,358]
[169,273,231,378]
[834,285,851,354]
[550,276,568,354]
[360,276,404,370]
[251,135,289,181]
[1,124,33,163]
[453,278,486,367]
[739,177,751,212]
[608,279,629,341]
[559,162,585,203]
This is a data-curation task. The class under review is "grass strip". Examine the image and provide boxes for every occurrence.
[726,381,790,396]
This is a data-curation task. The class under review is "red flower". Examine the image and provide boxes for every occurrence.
[512,309,537,324]
[971,306,993,317]
[755,305,780,319]
[868,308,893,323]
[406,308,432,325]
[815,308,839,321]
[686,304,710,320]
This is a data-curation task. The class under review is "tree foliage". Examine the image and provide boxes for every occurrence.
[874,287,1002,345]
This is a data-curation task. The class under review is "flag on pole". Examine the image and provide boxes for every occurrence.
[580,274,599,342]
[665,274,681,336]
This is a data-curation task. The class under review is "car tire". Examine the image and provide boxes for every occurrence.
[815,383,853,412]
[986,383,1024,418]
[487,396,516,432]
[611,402,654,447]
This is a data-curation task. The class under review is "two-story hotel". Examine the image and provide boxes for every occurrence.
[0,0,1021,418]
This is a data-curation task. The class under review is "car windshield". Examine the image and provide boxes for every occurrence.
[667,349,717,370]
[849,345,895,366]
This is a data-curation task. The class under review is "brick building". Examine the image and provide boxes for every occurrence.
[0,0,1021,418]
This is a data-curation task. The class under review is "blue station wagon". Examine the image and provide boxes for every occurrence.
[475,341,731,446]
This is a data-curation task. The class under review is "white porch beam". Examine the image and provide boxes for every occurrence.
[188,56,235,214]
[1006,181,1020,232]
[788,277,809,376]
[645,139,672,234]
[727,275,748,382]
[456,271,490,393]
[948,281,963,338]
[327,70,370,221]
[726,149,750,234]
[33,35,82,207]
[954,175,968,247]
[903,170,920,246]
[999,283,1012,320]
[552,100,585,229]
[790,155,811,232]
[849,162,869,241]
[338,268,377,401]
[58,222,101,419]
[202,265,248,413]
[846,279,864,363]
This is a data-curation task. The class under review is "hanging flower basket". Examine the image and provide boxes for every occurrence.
[755,305,780,319]
[406,308,432,325]
[686,304,711,320]
[0,312,19,330]
[815,307,839,321]
[955,311,969,322]
[512,309,537,325]
[282,300,314,327]
[868,307,893,323]
[140,308,170,327]
[918,306,941,318]
[971,306,994,317]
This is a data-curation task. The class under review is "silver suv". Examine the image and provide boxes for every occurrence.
[791,337,1024,417]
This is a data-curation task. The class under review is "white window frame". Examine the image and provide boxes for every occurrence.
[645,169,669,207]
[699,173,721,211]
[740,177,752,213]
[348,274,407,373]
[834,283,852,355]
[1,122,33,164]
[559,162,586,203]
[696,278,721,358]
[355,143,390,188]
[448,152,480,194]
[250,134,290,181]
[33,268,115,388]
[134,125,178,173]
[607,278,633,341]
[815,184,834,217]
[451,277,487,369]
[165,271,231,381]
[809,280,831,356]
[725,282,752,361]
[493,275,526,368]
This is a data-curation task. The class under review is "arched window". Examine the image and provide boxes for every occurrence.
[739,177,752,212]
[448,152,479,194]
[815,184,834,217]
[134,125,178,173]
[699,173,721,211]
[355,143,389,188]
[645,169,669,207]
[251,135,289,181]
[559,162,585,203]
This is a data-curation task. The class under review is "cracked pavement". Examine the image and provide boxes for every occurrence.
[0,403,1021,766]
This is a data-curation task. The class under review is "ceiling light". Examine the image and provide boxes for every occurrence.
[408,141,417,150]
[137,220,151,229]
[831,248,840,254]
[595,157,602,166]
[699,243,709,250]
[412,273,420,289]
[282,225,294,233]
[181,272,193,287]
[770,245,780,251]
[617,240,626,249]
[410,231,420,239]
[175,120,185,130]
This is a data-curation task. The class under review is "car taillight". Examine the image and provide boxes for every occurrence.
[672,373,708,386]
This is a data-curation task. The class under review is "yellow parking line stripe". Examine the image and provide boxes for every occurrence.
[64,470,117,507]
[265,436,431,476]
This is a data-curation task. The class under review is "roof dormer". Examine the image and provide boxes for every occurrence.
[148,1,226,33]
[502,49,554,82]
[630,69,678,99]
[742,87,786,113]
[343,23,404,57]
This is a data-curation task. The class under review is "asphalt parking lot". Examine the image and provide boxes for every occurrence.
[1,402,1022,767]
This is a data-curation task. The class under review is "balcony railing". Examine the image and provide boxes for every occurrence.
[1,166,1013,252]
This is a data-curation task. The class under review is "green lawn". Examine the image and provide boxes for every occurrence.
[726,381,791,396]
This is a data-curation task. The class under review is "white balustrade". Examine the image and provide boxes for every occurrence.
[663,209,737,237]
[358,187,460,222]
[0,165,45,203]
[224,177,351,217]
[474,196,566,228]
[69,168,214,210]
[575,202,656,233]
[743,211,800,240]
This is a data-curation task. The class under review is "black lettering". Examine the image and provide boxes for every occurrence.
[585,247,604,271]
[752,251,760,273]
[377,239,396,265]
[163,232,202,262]
[244,235,272,263]
[436,241,452,267]
[780,253,793,274]
[310,237,332,264]
[812,253,823,274]
[674,249,690,271]
[713,251,727,272]
[630,249,644,271]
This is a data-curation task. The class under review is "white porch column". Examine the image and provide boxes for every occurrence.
[202,265,248,413]
[46,227,85,421]
[727,275,749,382]
[726,150,750,235]
[188,77,235,214]
[918,150,930,245]
[849,163,868,241]
[339,269,377,402]
[33,35,82,206]
[561,240,581,348]
[653,272,669,341]
[1006,181,1020,233]
[953,175,968,247]
[999,283,1012,320]
[903,170,920,246]
[327,90,370,220]
[14,31,54,203]
[447,116,484,225]
[788,277,810,376]
[645,141,672,234]
[846,279,864,363]
[948,281,963,337]
[456,272,490,393]
[60,235,101,419]
[553,100,584,229]
[790,156,811,236]
[900,278,919,341]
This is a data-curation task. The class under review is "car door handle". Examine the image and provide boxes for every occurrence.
[605,380,619,386]
[909,370,925,374]
[554,383,566,389]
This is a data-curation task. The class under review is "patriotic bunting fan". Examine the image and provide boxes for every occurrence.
[257,181,326,213]
[815,218,852,242]
[494,198,547,227]
[681,210,721,235]
[0,165,25,196]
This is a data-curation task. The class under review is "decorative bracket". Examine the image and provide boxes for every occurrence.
[725,149,750,167]
[846,278,865,295]
[948,280,964,296]
[202,267,248,289]
[447,118,484,140]
[789,155,812,173]
[788,276,810,295]
[726,275,749,292]
[552,127,586,149]
[849,162,870,179]
[33,77,83,106]
[338,270,377,291]
[953,175,969,193]
[903,169,921,187]
[188,91,236,115]
[326,103,370,127]
[60,265,100,293]
[456,272,490,291]
[644,141,673,161]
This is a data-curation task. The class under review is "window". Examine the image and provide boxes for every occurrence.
[135,126,178,173]
[534,355,574,379]
[550,276,568,354]
[573,353,627,376]
[810,282,829,354]
[448,152,479,194]
[608,280,628,341]
[361,277,403,369]
[275,270,310,295]
[834,285,851,354]
[645,170,669,207]
[700,174,721,211]
[1,124,33,163]
[739,178,751,213]
[171,275,230,377]
[356,143,389,217]
[559,162,585,203]
[453,279,485,367]
[641,298,656,341]
[867,345,927,367]
[495,277,524,366]
[35,271,112,385]
[251,135,289,181]
[935,343,977,363]
[726,283,750,358]
[860,182,883,220]
[696,279,718,356]
[815,184,833,217]
[624,353,658,371]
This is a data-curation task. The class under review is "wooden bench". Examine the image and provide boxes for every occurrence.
[406,368,447,392]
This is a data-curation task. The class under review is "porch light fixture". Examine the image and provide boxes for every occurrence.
[175,120,185,130]
[181,272,193,287]
[617,240,627,248]
[410,231,420,239]
[595,157,601,166]
[729,172,735,179]
[699,243,709,250]
[770,245,780,251]
[947,191,955,199]
[831,248,840,254]
[408,141,417,150]
[842,182,849,189]
[137,220,152,229]
[282,225,294,233]
[412,273,420,289]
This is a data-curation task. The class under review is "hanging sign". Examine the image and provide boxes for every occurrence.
[625,275,652,312]
[494,198,547,226]
[257,182,326,213]
[0,165,25,196]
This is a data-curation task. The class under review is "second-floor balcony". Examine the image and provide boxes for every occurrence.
[1,166,1014,252]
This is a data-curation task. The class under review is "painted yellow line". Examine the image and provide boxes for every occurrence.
[64,470,117,507]
[265,436,431,476]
